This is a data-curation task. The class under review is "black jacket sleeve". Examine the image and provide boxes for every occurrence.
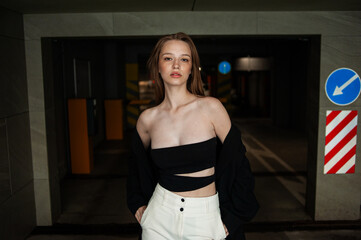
[216,124,259,240]
[126,128,157,215]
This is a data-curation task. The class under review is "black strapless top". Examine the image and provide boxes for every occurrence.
[150,137,217,192]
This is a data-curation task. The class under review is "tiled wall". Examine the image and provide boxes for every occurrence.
[22,11,361,224]
[0,7,36,240]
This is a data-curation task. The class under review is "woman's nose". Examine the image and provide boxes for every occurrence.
[173,59,179,69]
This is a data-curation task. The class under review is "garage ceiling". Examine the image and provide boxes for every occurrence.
[1,0,361,14]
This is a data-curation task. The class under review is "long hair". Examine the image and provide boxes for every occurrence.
[147,32,204,104]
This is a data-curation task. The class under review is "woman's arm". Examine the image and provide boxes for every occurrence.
[132,109,153,223]
[136,109,152,149]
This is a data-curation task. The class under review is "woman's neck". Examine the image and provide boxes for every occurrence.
[162,86,196,110]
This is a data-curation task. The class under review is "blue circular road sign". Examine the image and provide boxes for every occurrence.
[218,61,231,74]
[325,68,361,106]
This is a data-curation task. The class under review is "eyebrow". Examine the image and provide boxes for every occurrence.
[161,53,191,57]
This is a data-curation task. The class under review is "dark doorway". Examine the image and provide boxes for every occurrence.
[41,35,320,231]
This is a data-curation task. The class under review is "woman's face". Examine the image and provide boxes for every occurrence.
[158,40,192,87]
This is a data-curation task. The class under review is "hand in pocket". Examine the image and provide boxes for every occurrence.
[223,223,229,237]
[135,205,147,224]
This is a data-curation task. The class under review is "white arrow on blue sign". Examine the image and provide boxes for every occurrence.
[325,68,361,106]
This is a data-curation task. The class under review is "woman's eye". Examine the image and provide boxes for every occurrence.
[181,58,189,62]
[164,57,172,61]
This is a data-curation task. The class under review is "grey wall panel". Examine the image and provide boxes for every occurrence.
[24,40,42,79]
[0,36,28,118]
[0,119,11,204]
[33,178,52,225]
[10,182,36,240]
[0,7,36,240]
[29,111,48,180]
[319,36,361,108]
[24,13,114,40]
[0,182,35,240]
[258,11,361,36]
[0,7,24,39]
[113,12,258,36]
[7,113,33,192]
[0,193,11,240]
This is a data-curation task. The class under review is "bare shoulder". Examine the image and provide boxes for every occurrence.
[136,106,161,148]
[197,96,226,113]
[197,96,231,142]
[136,106,158,131]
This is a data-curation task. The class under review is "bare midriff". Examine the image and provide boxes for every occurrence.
[172,167,216,197]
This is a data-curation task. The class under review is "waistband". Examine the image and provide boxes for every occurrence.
[152,183,220,214]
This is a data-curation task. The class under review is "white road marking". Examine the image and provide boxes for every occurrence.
[242,131,307,206]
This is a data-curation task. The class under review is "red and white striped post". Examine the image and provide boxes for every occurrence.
[324,110,358,174]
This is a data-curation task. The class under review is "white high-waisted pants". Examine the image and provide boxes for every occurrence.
[140,184,227,240]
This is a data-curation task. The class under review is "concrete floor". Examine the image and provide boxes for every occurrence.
[237,118,310,222]
[26,118,361,240]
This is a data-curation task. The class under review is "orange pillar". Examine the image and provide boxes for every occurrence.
[68,99,93,174]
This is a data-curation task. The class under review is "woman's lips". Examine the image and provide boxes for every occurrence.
[170,72,182,78]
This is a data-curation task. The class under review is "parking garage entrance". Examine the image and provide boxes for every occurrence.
[42,35,320,231]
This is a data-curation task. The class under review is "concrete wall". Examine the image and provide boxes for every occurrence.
[0,7,36,240]
[317,20,361,219]
[23,11,361,224]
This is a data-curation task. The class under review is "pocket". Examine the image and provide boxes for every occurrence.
[140,194,157,227]
[140,205,150,226]
[216,214,227,239]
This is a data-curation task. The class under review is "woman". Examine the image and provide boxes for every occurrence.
[127,32,258,240]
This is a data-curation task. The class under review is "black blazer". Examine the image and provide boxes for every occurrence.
[127,124,259,239]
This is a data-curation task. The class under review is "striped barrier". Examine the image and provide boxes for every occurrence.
[324,110,358,174]
[126,63,139,127]
[126,104,139,128]
[217,72,231,101]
